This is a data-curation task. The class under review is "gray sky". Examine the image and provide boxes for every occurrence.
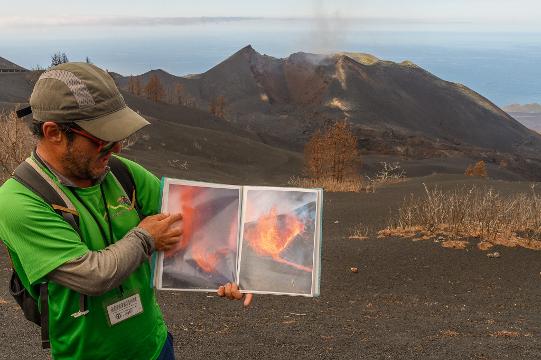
[1,0,540,28]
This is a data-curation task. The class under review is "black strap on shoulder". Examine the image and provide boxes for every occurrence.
[40,284,50,349]
[11,160,82,349]
[9,157,140,350]
[12,161,80,233]
[109,156,141,218]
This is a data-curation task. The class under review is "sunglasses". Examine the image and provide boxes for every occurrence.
[68,127,119,154]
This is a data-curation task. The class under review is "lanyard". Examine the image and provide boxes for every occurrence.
[67,184,125,295]
[100,185,115,247]
[68,185,113,246]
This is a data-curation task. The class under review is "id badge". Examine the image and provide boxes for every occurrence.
[103,292,144,326]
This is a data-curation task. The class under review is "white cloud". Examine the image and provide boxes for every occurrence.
[0,16,261,28]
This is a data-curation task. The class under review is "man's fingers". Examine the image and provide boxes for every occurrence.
[243,293,253,307]
[161,228,182,243]
[166,213,183,224]
[224,283,233,299]
[231,283,243,300]
[162,242,175,251]
[165,228,183,239]
[216,283,253,306]
[153,213,169,221]
[161,234,182,246]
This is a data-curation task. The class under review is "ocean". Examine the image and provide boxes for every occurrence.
[2,19,540,107]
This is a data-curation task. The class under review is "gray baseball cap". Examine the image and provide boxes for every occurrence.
[26,62,149,142]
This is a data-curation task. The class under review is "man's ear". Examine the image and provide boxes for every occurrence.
[41,122,64,144]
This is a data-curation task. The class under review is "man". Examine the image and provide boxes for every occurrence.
[0,62,251,359]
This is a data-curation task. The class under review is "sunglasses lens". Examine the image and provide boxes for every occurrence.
[69,127,119,154]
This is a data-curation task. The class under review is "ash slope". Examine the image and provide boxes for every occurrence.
[119,45,541,157]
[2,175,539,360]
[3,49,541,179]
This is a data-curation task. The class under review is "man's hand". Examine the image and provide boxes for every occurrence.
[217,283,253,307]
[138,213,183,252]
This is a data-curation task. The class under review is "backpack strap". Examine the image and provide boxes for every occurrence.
[109,156,141,219]
[13,159,80,232]
[39,283,50,349]
[11,158,82,349]
[9,156,140,350]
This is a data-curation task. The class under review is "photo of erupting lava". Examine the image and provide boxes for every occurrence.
[238,187,322,296]
[158,180,241,291]
[154,179,322,295]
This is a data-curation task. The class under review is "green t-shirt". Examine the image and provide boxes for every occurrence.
[0,155,167,360]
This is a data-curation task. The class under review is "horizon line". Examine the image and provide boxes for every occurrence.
[1,15,537,28]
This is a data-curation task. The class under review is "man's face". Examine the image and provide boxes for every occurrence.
[60,129,121,182]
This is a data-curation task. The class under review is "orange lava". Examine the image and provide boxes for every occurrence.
[165,186,237,273]
[245,207,311,272]
[191,244,220,273]
[165,187,199,258]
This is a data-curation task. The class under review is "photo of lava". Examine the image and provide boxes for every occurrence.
[239,189,318,295]
[161,183,240,291]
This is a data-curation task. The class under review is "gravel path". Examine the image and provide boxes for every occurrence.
[1,176,540,359]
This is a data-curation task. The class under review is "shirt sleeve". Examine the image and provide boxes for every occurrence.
[114,155,161,216]
[0,181,89,285]
[48,227,155,296]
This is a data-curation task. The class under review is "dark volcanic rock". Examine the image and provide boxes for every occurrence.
[3,47,541,178]
[114,46,541,160]
[0,56,28,72]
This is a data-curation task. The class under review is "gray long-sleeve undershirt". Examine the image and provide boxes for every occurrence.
[47,227,155,296]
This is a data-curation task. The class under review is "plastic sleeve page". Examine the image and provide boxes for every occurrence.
[157,178,241,291]
[238,186,321,297]
[313,189,323,296]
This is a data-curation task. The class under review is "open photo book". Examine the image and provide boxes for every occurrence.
[151,178,323,297]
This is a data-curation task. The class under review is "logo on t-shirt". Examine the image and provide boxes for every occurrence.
[117,196,132,206]
[108,196,134,218]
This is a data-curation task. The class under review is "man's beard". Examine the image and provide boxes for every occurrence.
[61,143,105,182]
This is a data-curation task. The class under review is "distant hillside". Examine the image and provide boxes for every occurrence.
[3,48,541,179]
[121,91,261,142]
[0,72,35,104]
[504,103,541,114]
[0,57,27,72]
[0,71,303,184]
[117,46,541,159]
[505,103,541,133]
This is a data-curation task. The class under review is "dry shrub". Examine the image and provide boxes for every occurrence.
[288,175,362,192]
[127,75,142,96]
[441,240,469,249]
[465,160,487,177]
[365,162,406,193]
[477,241,494,251]
[301,122,407,193]
[144,74,165,102]
[348,223,371,240]
[0,111,36,184]
[377,226,423,239]
[381,184,541,250]
[209,96,226,118]
[304,120,361,183]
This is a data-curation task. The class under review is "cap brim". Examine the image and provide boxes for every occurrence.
[74,106,150,142]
